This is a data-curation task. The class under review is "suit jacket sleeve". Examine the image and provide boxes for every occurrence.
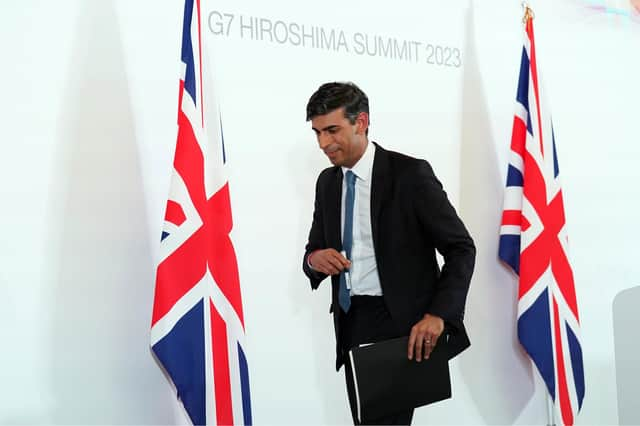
[412,160,476,322]
[303,172,329,289]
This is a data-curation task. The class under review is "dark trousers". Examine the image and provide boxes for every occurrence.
[339,296,414,425]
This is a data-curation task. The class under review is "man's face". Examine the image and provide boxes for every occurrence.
[311,108,368,168]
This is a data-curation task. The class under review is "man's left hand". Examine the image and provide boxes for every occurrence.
[407,314,444,361]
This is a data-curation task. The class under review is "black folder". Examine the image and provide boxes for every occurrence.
[347,335,451,423]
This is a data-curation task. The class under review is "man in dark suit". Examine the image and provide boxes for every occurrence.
[302,82,475,425]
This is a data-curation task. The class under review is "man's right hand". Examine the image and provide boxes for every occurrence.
[308,249,350,275]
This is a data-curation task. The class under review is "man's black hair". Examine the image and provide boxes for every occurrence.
[306,82,370,126]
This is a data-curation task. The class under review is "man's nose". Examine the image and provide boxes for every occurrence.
[317,132,331,149]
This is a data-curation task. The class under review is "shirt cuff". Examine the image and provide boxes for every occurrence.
[307,250,319,271]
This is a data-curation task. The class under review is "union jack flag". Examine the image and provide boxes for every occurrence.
[150,0,252,424]
[499,16,585,426]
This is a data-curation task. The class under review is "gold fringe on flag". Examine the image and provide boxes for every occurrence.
[522,1,535,25]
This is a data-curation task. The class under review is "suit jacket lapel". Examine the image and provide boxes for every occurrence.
[371,143,390,254]
[326,167,343,250]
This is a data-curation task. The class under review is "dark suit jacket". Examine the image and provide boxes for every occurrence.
[303,143,476,370]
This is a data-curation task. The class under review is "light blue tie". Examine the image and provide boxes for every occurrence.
[339,170,356,312]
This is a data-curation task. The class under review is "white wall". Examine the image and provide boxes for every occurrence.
[1,0,638,424]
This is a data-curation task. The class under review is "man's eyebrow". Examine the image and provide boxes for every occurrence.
[312,124,340,133]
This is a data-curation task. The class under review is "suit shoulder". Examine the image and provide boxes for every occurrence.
[378,145,434,177]
[314,165,340,189]
[317,165,339,180]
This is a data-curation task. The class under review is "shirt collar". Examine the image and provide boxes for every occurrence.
[342,141,375,182]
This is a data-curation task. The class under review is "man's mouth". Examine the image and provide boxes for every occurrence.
[324,146,340,155]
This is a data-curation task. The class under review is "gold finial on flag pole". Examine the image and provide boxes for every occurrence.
[522,1,534,25]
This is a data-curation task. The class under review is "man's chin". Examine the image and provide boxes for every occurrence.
[327,155,343,166]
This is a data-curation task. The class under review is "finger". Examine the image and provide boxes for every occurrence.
[333,251,351,269]
[423,340,433,360]
[414,334,424,362]
[315,253,339,274]
[316,259,340,275]
[334,252,351,267]
[326,256,347,273]
[407,332,417,360]
[323,264,340,275]
[327,259,343,275]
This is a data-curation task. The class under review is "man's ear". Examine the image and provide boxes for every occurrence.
[355,112,369,135]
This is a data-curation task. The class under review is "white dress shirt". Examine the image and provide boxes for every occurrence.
[341,141,383,296]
